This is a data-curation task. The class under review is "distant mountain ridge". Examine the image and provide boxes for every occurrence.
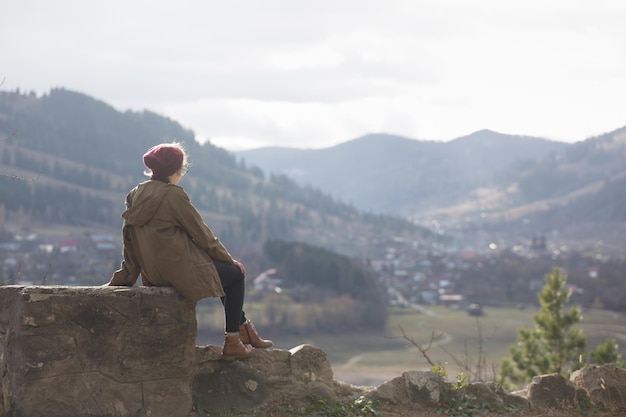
[236,127,626,251]
[236,130,568,215]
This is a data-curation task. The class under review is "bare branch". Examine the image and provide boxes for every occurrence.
[436,339,475,378]
[1,129,35,180]
[396,325,443,367]
[434,317,495,382]
[16,260,22,280]
[41,264,52,285]
[0,172,41,182]
[0,129,18,141]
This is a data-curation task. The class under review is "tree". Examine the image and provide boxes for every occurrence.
[498,267,587,388]
[590,339,626,367]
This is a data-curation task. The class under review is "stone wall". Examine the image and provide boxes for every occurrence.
[0,285,198,417]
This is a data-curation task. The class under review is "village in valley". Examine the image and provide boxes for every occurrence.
[0,227,118,287]
[1,223,612,316]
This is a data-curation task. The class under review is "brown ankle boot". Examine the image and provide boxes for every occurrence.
[239,320,273,348]
[221,334,253,360]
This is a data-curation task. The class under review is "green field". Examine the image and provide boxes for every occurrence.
[196,303,626,386]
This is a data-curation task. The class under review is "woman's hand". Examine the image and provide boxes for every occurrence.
[233,260,246,275]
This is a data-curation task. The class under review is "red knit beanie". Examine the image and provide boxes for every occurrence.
[143,144,184,180]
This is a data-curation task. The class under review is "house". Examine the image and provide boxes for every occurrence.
[253,268,282,293]
[58,239,79,253]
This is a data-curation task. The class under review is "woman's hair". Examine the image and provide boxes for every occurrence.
[142,142,188,181]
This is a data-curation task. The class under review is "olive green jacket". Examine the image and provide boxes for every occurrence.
[108,180,230,302]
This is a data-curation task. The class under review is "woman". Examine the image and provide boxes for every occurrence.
[107,142,272,359]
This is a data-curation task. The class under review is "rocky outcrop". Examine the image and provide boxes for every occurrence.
[2,285,626,417]
[458,381,528,409]
[369,370,449,406]
[523,373,589,408]
[571,364,626,408]
[192,343,364,412]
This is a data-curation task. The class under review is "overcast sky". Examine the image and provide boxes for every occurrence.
[2,1,625,150]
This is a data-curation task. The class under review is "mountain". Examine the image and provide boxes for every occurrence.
[474,127,626,247]
[236,128,626,251]
[0,88,427,259]
[235,131,568,215]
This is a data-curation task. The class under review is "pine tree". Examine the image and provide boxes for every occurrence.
[499,267,587,388]
[590,339,626,367]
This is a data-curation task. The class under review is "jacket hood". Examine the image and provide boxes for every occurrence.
[122,181,173,227]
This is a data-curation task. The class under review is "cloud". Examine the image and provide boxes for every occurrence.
[2,0,626,149]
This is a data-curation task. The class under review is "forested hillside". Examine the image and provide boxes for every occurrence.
[0,88,429,257]
[471,127,626,249]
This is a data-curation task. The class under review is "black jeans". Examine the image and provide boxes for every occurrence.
[214,260,248,333]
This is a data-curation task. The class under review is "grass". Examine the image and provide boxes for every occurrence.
[196,302,626,386]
